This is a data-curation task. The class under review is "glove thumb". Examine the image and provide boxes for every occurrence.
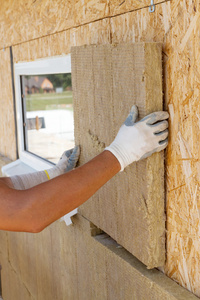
[65,145,80,172]
[124,105,138,126]
[64,148,73,158]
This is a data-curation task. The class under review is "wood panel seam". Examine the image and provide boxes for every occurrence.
[0,0,171,52]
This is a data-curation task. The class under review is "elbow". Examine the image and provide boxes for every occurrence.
[15,193,48,233]
[11,210,47,234]
[0,216,45,234]
[24,219,47,233]
[27,225,45,233]
[0,187,47,233]
[8,220,46,233]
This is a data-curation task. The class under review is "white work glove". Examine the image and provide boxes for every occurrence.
[105,105,169,171]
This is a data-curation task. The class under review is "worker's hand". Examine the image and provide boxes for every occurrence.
[105,105,169,171]
[58,145,80,172]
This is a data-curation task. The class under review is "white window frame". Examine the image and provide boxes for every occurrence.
[2,55,78,226]
[2,55,72,175]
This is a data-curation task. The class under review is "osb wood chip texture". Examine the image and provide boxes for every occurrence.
[72,43,165,269]
[1,0,200,297]
[0,0,168,50]
[0,211,198,300]
[109,1,200,296]
[0,49,16,160]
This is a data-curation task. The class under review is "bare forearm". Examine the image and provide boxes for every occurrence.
[0,151,120,232]
[26,150,120,231]
[0,105,169,233]
[0,177,14,188]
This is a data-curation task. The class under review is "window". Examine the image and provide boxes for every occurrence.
[21,73,74,163]
[2,55,74,174]
[2,55,78,225]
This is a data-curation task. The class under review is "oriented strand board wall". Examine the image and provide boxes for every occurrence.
[0,178,197,300]
[0,0,200,298]
[109,2,200,296]
[71,43,165,268]
[0,0,168,50]
[0,49,16,160]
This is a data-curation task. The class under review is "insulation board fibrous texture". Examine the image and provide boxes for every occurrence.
[71,43,165,268]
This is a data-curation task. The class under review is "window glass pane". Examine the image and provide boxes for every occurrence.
[21,74,74,164]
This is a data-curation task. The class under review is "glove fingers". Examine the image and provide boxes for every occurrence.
[69,145,80,162]
[158,138,168,147]
[65,145,80,172]
[151,120,168,133]
[124,105,138,126]
[141,111,169,125]
[139,138,168,160]
[64,148,73,158]
[155,129,168,142]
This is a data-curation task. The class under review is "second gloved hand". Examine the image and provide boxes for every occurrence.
[105,106,169,171]
[57,145,80,173]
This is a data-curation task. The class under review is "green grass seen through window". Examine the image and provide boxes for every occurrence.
[25,91,73,111]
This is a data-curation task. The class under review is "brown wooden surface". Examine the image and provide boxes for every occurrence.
[0,0,168,50]
[0,209,198,300]
[0,0,200,297]
[0,49,16,160]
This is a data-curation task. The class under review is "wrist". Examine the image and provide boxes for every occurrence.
[103,150,121,173]
[104,146,125,171]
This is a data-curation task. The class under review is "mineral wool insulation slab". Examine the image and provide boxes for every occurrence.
[71,43,165,268]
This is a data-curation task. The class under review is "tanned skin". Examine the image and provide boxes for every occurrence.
[0,151,120,233]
